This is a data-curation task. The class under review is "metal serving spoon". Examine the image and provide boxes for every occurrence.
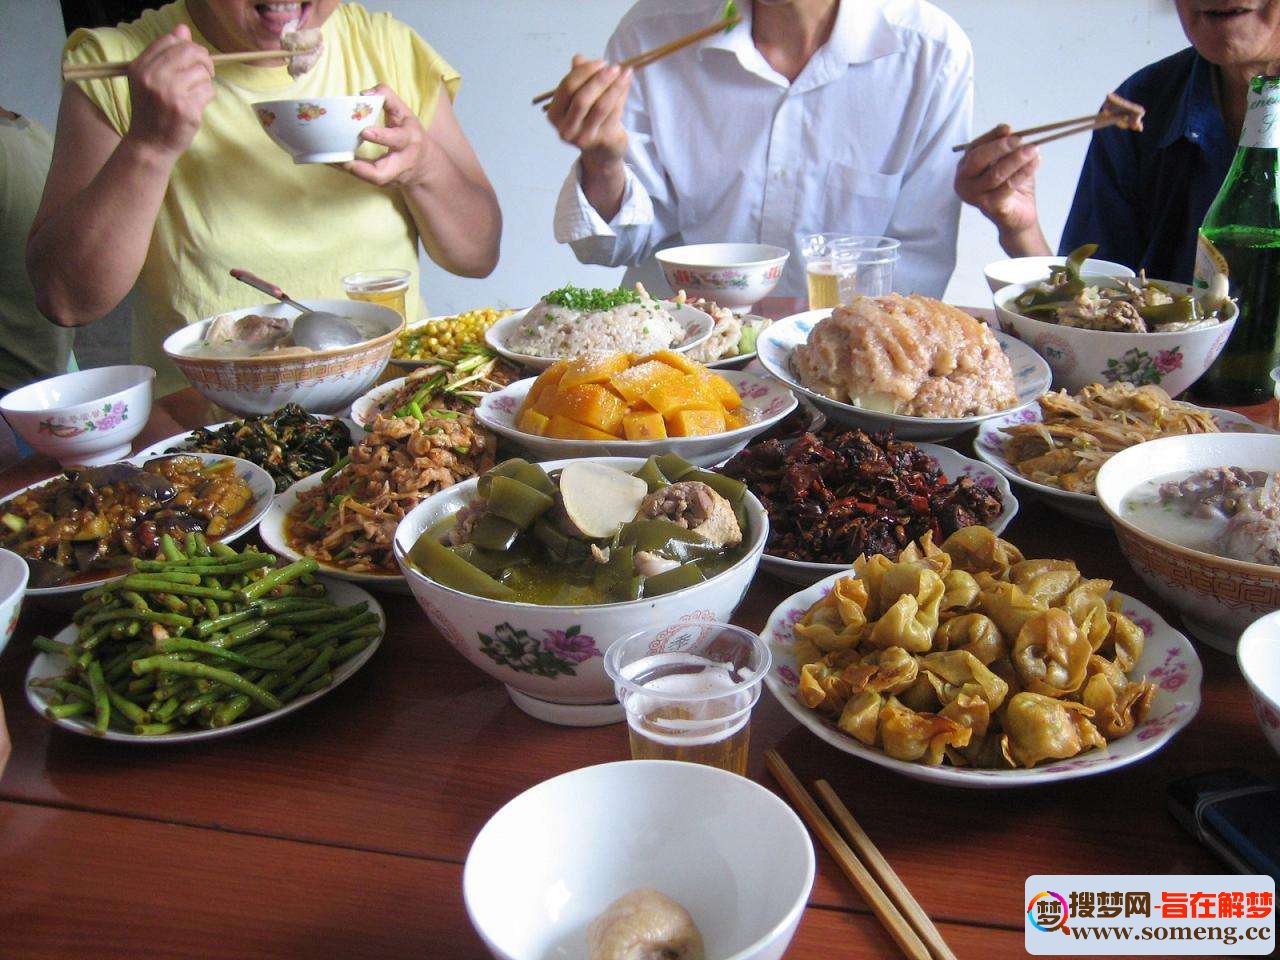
[230,268,364,351]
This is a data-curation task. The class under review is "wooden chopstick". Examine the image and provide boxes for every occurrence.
[1024,114,1120,148]
[815,780,958,960]
[531,14,742,107]
[62,47,314,82]
[764,750,931,960]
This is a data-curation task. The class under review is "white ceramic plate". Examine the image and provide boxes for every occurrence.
[484,301,715,372]
[25,577,384,744]
[758,443,1019,585]
[972,405,1276,527]
[757,309,1052,441]
[5,453,276,601]
[762,571,1201,788]
[350,374,500,430]
[474,373,797,469]
[258,471,409,594]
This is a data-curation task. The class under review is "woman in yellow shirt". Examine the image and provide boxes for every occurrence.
[27,1,501,395]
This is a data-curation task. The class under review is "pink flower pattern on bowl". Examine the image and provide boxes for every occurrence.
[256,108,276,128]
[37,400,129,439]
[296,103,327,122]
[350,102,374,121]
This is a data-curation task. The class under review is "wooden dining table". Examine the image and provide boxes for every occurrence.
[1,298,1276,960]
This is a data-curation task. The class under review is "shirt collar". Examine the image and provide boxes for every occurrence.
[1158,51,1222,151]
[701,1,903,87]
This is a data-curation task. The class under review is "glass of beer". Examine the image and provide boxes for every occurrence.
[831,236,900,301]
[603,620,771,776]
[800,233,853,310]
[342,269,410,320]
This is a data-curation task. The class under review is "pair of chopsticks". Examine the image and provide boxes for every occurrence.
[951,111,1124,153]
[765,750,956,960]
[531,11,742,109]
[62,47,315,83]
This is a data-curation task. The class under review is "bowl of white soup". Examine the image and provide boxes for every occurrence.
[1097,432,1280,652]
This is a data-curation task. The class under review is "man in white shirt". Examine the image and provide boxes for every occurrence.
[548,0,973,299]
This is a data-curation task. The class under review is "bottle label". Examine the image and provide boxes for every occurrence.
[1193,232,1229,296]
[1241,86,1280,148]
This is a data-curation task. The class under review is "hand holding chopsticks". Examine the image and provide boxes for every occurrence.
[63,46,317,83]
[532,6,743,108]
[765,750,956,960]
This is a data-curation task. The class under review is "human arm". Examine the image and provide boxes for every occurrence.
[26,26,213,326]
[955,124,1050,257]
[345,85,500,278]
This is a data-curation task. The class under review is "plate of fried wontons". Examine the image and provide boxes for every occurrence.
[761,526,1201,787]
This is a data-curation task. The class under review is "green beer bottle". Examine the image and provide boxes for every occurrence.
[1193,75,1280,404]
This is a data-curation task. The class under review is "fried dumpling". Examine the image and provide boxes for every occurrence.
[940,526,1024,579]
[1010,558,1080,607]
[1098,608,1145,672]
[896,673,942,712]
[794,587,863,654]
[896,531,952,578]
[1001,692,1106,767]
[939,691,992,764]
[941,569,981,618]
[977,576,1048,640]
[798,659,853,712]
[865,592,935,653]
[838,691,883,745]
[1081,666,1156,740]
[845,645,919,695]
[877,563,945,632]
[852,553,895,617]
[1012,608,1091,698]
[919,649,1009,711]
[1061,580,1112,651]
[878,695,972,764]
[934,612,1006,665]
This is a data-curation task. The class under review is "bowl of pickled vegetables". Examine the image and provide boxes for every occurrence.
[993,245,1236,396]
[392,454,767,726]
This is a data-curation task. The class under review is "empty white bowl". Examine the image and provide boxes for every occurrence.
[655,243,790,313]
[1237,612,1280,761]
[254,94,384,164]
[984,255,1135,293]
[0,365,154,466]
[994,278,1237,397]
[0,547,28,657]
[464,760,814,960]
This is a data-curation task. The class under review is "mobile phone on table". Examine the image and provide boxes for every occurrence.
[1167,770,1280,881]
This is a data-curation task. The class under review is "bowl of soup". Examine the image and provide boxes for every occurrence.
[163,299,403,415]
[1096,432,1280,652]
[393,455,768,726]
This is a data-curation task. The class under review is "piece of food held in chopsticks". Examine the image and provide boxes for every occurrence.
[789,527,1156,769]
[29,537,380,736]
[952,91,1145,152]
[281,19,323,78]
[59,25,322,82]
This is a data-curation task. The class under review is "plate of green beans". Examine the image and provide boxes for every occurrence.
[24,534,385,741]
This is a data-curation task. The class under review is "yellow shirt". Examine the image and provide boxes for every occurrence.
[64,1,459,395]
[0,114,74,391]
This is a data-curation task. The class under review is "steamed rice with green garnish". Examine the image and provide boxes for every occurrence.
[507,284,684,358]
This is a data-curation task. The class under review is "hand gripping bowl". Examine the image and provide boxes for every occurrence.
[393,457,768,726]
[163,300,403,415]
[994,278,1237,397]
[464,760,814,960]
[1096,432,1280,653]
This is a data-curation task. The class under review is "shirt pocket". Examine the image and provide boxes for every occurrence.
[820,162,903,235]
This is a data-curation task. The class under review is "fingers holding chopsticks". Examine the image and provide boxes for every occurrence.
[547,55,632,166]
[955,124,1043,240]
[123,25,215,160]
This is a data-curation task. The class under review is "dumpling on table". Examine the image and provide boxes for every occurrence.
[844,645,919,696]
[940,526,1024,579]
[919,649,1009,711]
[934,613,1006,665]
[1011,608,1091,698]
[878,695,972,764]
[1010,558,1080,607]
[976,576,1048,640]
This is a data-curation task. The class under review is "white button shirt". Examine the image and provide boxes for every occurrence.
[553,0,974,299]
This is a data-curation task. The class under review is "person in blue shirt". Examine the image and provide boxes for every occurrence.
[955,1,1280,283]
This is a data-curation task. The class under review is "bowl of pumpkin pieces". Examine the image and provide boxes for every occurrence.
[474,350,798,467]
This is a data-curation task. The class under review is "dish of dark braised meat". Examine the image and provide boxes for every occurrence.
[166,404,353,492]
[0,456,256,587]
[718,427,1003,563]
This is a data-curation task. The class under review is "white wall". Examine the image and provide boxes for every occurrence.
[8,0,1192,315]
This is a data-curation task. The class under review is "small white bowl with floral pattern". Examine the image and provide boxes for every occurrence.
[0,365,153,467]
[475,373,797,468]
[254,95,384,164]
[761,571,1201,788]
[655,242,790,313]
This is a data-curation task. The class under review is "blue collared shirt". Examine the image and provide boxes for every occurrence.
[1060,48,1234,283]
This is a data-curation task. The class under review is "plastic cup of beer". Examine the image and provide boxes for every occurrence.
[603,620,771,776]
[342,269,410,320]
[800,233,854,310]
[831,236,900,301]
